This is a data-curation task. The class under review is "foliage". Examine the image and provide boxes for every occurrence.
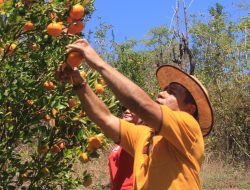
[190,3,250,163]
[0,0,119,189]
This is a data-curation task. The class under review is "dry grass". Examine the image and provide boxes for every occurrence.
[16,143,250,190]
[82,148,250,190]
[201,156,250,190]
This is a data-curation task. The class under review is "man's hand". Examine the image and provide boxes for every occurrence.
[66,39,105,70]
[55,64,85,86]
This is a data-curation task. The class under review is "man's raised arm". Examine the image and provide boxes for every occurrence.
[67,39,162,131]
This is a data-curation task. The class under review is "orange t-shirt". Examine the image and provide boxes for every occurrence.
[119,105,204,190]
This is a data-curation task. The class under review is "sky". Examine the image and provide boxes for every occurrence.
[85,0,249,43]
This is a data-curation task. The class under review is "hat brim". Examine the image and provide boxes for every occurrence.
[156,65,214,137]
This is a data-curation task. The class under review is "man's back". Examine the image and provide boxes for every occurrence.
[120,106,204,190]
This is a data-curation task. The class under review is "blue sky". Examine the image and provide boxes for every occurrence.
[85,0,248,42]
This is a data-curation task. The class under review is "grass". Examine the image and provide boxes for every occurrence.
[16,143,250,190]
[81,148,250,190]
[201,156,250,190]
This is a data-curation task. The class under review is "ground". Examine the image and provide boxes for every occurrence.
[78,145,250,190]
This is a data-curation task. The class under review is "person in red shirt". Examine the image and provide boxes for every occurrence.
[109,107,143,190]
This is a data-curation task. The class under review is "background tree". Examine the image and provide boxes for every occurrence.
[190,3,250,163]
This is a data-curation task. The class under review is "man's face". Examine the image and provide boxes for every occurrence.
[122,109,142,124]
[156,83,188,111]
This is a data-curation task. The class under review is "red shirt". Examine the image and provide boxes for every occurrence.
[109,144,134,190]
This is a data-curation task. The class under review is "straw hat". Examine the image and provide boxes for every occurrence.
[156,64,213,137]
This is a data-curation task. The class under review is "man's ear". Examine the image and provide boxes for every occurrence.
[186,104,197,115]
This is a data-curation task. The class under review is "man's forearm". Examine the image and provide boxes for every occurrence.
[74,84,120,142]
[95,60,162,129]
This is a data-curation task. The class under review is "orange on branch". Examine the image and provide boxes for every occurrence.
[68,21,84,34]
[66,51,83,68]
[68,98,77,109]
[79,111,86,117]
[47,22,62,37]
[44,114,51,122]
[43,81,54,91]
[10,43,17,51]
[97,78,105,85]
[95,133,105,143]
[29,43,39,51]
[23,21,34,32]
[26,99,34,106]
[79,152,89,163]
[5,43,17,52]
[69,4,85,20]
[80,70,87,78]
[57,142,65,149]
[95,83,104,94]
[87,136,102,151]
[66,16,73,23]
[51,108,58,117]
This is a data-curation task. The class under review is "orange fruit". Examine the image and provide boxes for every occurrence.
[68,98,77,109]
[51,108,58,117]
[87,136,102,151]
[97,78,105,85]
[41,167,50,176]
[0,0,4,5]
[50,144,60,154]
[57,142,65,149]
[80,70,87,78]
[68,21,84,34]
[69,4,84,20]
[95,83,104,94]
[5,43,17,54]
[66,16,73,23]
[79,111,86,117]
[23,21,34,32]
[44,114,51,122]
[79,152,89,163]
[95,133,105,143]
[30,43,39,51]
[10,43,17,51]
[37,144,49,155]
[66,51,83,68]
[43,81,54,91]
[26,99,34,106]
[47,22,62,37]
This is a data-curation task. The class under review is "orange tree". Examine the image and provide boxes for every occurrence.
[0,0,118,189]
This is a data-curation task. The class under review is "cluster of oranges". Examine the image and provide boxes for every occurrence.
[37,141,65,156]
[20,3,85,38]
[79,133,104,163]
[47,4,85,37]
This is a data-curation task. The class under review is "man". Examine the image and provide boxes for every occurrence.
[56,39,213,190]
[109,107,143,190]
